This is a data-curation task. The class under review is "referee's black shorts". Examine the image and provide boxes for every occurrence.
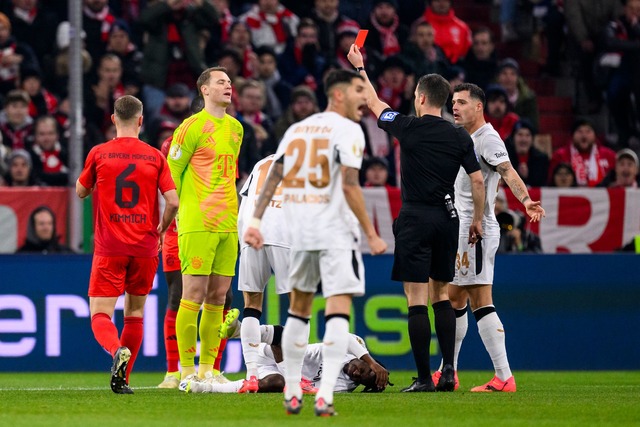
[391,205,459,283]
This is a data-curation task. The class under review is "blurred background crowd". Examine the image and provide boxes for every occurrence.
[0,0,638,252]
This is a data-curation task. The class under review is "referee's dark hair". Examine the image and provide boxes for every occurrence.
[416,74,451,108]
[324,69,364,97]
[453,82,486,107]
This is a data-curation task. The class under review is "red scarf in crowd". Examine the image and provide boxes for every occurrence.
[219,8,234,43]
[83,5,116,42]
[13,6,38,24]
[377,76,406,110]
[570,144,605,187]
[245,5,294,44]
[370,12,400,57]
[32,142,67,174]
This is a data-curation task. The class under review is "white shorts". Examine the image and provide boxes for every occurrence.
[238,245,290,295]
[451,234,499,286]
[289,249,365,298]
[256,343,281,380]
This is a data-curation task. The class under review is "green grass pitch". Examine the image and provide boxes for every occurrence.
[1,371,638,426]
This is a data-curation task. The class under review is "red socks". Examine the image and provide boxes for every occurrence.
[91,313,121,356]
[163,309,179,372]
[120,316,143,383]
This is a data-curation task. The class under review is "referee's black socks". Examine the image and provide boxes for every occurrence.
[432,300,456,368]
[408,305,431,382]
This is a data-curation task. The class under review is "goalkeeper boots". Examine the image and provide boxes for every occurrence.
[219,308,241,339]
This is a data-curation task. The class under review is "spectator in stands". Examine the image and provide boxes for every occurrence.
[241,0,299,55]
[106,19,143,94]
[255,46,292,122]
[3,148,38,186]
[376,55,414,115]
[602,0,640,148]
[148,83,192,147]
[598,148,640,188]
[82,0,116,68]
[334,20,361,70]
[495,58,539,129]
[420,0,472,65]
[363,156,392,189]
[273,85,319,143]
[548,162,577,187]
[402,20,449,78]
[52,21,93,98]
[565,0,622,113]
[236,79,275,155]
[365,0,409,72]
[484,84,519,141]
[549,119,616,187]
[0,12,39,96]
[211,0,234,44]
[225,21,258,79]
[278,18,325,91]
[28,115,68,187]
[505,119,549,187]
[442,65,465,117]
[0,141,8,183]
[17,206,72,254]
[85,53,124,133]
[310,0,359,61]
[21,68,58,119]
[6,0,58,68]
[495,188,541,253]
[499,0,518,42]
[139,0,218,121]
[0,89,33,150]
[461,27,498,91]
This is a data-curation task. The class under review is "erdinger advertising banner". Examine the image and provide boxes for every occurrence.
[0,188,69,253]
[1,254,638,372]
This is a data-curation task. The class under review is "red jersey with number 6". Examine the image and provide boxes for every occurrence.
[79,137,176,257]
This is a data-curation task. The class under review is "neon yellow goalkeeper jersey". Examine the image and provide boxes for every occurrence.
[168,110,243,234]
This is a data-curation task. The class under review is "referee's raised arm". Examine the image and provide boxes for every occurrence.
[347,44,389,119]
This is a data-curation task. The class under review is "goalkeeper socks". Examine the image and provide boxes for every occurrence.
[407,305,431,382]
[316,314,349,405]
[433,300,456,368]
[475,306,513,381]
[120,316,143,383]
[282,313,310,400]
[199,304,223,374]
[241,309,262,378]
[91,313,121,356]
[453,307,468,371]
[163,309,179,373]
[176,299,201,371]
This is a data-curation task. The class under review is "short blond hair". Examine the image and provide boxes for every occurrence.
[114,95,143,121]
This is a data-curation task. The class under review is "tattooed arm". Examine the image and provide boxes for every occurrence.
[243,157,284,249]
[496,161,545,222]
[342,166,387,255]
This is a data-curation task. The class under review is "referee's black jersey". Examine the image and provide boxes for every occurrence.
[377,108,480,206]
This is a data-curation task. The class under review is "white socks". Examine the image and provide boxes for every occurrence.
[453,311,468,371]
[477,311,512,380]
[241,316,261,378]
[282,315,310,400]
[316,317,349,405]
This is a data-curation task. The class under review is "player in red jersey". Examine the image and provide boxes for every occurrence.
[76,95,179,394]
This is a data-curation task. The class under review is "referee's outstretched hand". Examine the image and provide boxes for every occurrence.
[367,234,388,255]
[347,44,364,68]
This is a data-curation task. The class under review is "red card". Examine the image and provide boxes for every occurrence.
[354,29,368,48]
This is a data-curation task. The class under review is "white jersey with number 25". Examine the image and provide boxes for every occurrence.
[273,111,365,251]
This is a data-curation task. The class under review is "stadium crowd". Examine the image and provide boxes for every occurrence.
[0,0,639,245]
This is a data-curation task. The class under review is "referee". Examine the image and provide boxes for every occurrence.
[347,45,486,392]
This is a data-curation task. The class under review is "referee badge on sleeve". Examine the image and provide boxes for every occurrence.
[380,111,399,122]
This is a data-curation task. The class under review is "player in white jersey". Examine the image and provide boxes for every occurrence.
[243,69,388,417]
[432,83,545,392]
[235,155,291,393]
[186,332,387,394]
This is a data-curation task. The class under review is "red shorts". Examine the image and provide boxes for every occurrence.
[88,255,159,297]
[162,231,181,272]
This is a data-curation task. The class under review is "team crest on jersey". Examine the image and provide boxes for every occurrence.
[191,256,203,270]
[169,144,182,160]
[380,111,399,122]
